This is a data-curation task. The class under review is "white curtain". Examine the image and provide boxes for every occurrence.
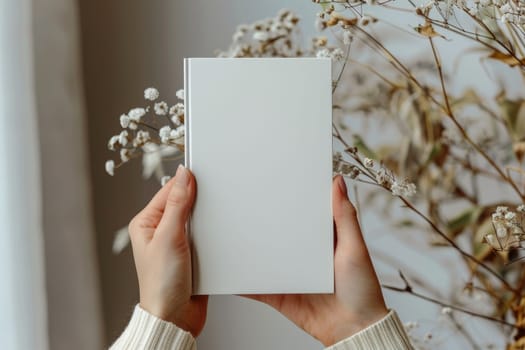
[0,0,48,349]
[0,0,104,349]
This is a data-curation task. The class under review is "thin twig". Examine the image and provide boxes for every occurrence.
[398,195,517,293]
[383,271,521,329]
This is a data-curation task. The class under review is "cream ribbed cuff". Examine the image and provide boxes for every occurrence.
[109,305,196,350]
[326,310,413,350]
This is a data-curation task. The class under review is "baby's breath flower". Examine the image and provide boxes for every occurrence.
[496,206,509,215]
[129,108,146,122]
[364,157,374,168]
[161,176,171,186]
[105,160,115,176]
[316,48,331,58]
[120,114,130,128]
[376,168,392,187]
[316,47,345,61]
[391,180,417,197]
[133,130,151,147]
[128,121,138,130]
[169,103,184,116]
[120,149,131,163]
[517,204,525,213]
[349,167,360,179]
[331,48,344,61]
[171,125,185,139]
[154,101,169,116]
[333,152,343,172]
[492,212,503,221]
[171,115,182,126]
[253,31,269,41]
[118,130,129,146]
[144,87,160,101]
[496,225,508,238]
[441,307,452,315]
[108,135,119,151]
[176,89,185,100]
[505,212,516,221]
[159,126,172,143]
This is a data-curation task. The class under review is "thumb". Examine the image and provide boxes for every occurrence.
[155,165,196,245]
[332,176,367,250]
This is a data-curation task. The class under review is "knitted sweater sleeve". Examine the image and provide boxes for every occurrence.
[110,306,412,350]
[325,310,413,350]
[109,305,195,350]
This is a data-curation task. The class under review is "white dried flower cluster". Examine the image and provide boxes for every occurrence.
[469,0,525,26]
[315,2,377,35]
[104,87,185,177]
[441,306,452,315]
[374,167,417,197]
[154,101,168,116]
[218,9,303,58]
[159,125,185,144]
[391,180,417,197]
[484,205,525,250]
[333,152,361,178]
[144,87,160,101]
[316,47,345,61]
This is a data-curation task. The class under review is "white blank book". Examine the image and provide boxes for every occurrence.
[184,57,333,295]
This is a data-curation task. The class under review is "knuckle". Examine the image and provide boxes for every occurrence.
[128,215,140,240]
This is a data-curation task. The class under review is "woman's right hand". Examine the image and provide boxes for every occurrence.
[245,175,388,346]
[128,165,208,337]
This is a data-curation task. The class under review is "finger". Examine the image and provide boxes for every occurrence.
[332,176,366,249]
[141,177,178,224]
[128,176,178,243]
[155,165,196,244]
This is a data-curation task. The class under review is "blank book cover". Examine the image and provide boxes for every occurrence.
[184,57,333,295]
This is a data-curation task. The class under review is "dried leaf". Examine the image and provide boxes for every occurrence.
[352,134,378,160]
[394,219,416,228]
[498,96,525,141]
[473,217,494,262]
[488,51,525,67]
[415,23,445,39]
[447,206,482,238]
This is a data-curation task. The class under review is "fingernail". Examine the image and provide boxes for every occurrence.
[337,176,348,197]
[175,164,190,187]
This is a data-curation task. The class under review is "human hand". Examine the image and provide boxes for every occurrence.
[245,175,388,346]
[128,165,207,337]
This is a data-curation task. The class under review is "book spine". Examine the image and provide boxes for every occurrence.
[183,58,191,170]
